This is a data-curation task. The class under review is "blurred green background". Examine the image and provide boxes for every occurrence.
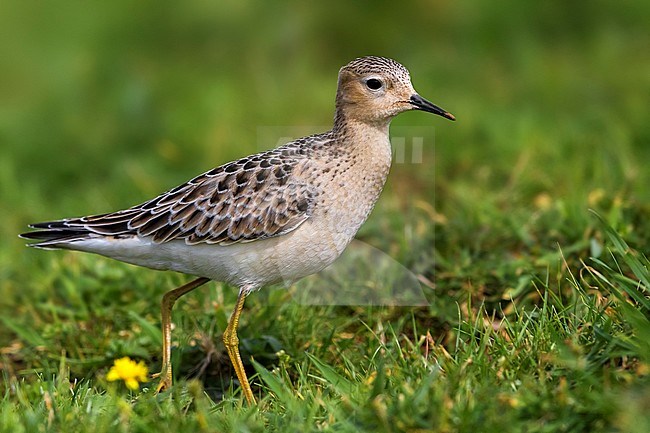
[1,0,649,395]
[2,0,648,283]
[2,0,649,348]
[1,1,650,430]
[2,0,648,220]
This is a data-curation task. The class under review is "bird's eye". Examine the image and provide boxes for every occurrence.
[365,78,383,90]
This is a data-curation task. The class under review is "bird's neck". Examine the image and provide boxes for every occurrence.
[332,109,391,138]
[329,110,393,180]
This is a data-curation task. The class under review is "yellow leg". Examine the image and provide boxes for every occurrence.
[155,277,210,393]
[223,289,256,404]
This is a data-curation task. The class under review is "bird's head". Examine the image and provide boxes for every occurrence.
[335,56,455,127]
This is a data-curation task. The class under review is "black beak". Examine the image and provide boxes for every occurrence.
[409,94,455,121]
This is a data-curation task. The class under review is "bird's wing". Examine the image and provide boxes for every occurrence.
[27,140,325,246]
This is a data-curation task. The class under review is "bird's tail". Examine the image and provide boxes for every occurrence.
[20,221,93,249]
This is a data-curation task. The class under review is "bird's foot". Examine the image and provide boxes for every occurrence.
[152,371,172,393]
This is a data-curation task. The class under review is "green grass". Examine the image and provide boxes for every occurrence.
[1,1,649,432]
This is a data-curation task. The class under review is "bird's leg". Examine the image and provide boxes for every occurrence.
[223,288,255,404]
[154,277,210,393]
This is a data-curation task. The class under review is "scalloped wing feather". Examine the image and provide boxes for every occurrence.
[25,140,326,246]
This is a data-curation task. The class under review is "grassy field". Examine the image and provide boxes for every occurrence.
[1,1,649,432]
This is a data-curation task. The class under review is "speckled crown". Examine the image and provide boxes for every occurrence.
[341,56,411,81]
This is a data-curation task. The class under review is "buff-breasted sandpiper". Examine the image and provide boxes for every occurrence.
[21,56,455,404]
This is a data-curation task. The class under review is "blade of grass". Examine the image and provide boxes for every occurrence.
[306,353,355,396]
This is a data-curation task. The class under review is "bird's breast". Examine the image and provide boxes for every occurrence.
[310,132,392,244]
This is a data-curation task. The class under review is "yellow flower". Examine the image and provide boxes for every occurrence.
[106,357,149,390]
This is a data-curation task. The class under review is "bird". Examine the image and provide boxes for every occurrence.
[20,56,455,404]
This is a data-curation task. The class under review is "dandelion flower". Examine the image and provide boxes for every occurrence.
[106,357,148,390]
